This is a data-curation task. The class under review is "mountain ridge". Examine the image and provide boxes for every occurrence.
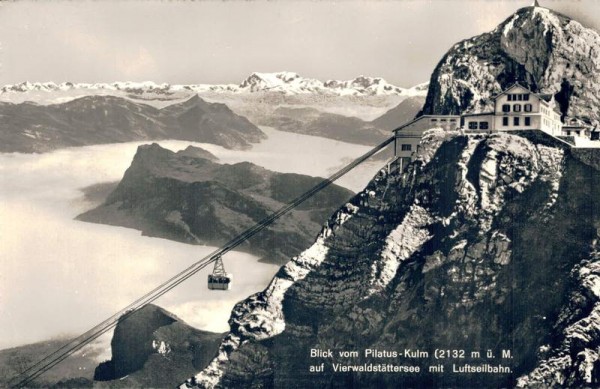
[0,94,265,153]
[77,143,355,264]
[0,72,428,98]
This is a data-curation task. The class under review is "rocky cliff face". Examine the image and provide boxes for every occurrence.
[180,129,600,388]
[77,144,354,264]
[422,5,600,125]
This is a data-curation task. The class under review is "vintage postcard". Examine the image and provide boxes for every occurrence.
[1,1,599,388]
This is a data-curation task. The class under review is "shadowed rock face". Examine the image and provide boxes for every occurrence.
[77,143,355,264]
[94,304,223,387]
[0,94,265,153]
[181,130,600,389]
[422,6,600,125]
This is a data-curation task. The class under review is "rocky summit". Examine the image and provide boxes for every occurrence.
[180,129,600,388]
[422,5,600,125]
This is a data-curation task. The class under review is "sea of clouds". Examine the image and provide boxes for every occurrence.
[0,127,384,353]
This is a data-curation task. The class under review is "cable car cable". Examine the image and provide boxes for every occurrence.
[10,136,394,388]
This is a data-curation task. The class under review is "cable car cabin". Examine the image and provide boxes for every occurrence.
[208,274,232,290]
[208,255,231,290]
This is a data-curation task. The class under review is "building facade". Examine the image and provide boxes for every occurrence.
[392,115,460,169]
[562,117,593,138]
[393,83,596,164]
[461,84,562,135]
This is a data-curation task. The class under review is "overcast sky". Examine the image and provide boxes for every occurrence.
[0,0,598,88]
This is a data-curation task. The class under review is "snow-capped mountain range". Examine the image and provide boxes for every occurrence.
[0,72,428,97]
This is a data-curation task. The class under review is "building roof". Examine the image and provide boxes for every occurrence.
[493,82,553,102]
[493,82,529,98]
[537,94,553,102]
[492,83,563,115]
[563,117,593,129]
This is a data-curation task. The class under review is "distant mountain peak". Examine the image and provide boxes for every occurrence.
[169,93,202,108]
[1,73,428,98]
[240,71,302,87]
[236,71,415,96]
[238,71,314,92]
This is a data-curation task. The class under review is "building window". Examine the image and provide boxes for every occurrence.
[401,144,412,151]
[567,130,571,135]
[468,122,478,130]
[514,117,520,126]
[440,119,447,122]
[524,104,532,112]
[508,94,512,101]
[517,94,523,101]
[514,104,522,112]
[502,104,510,113]
[524,94,530,101]
[431,119,438,123]
[450,119,457,122]
[503,117,509,126]
[525,117,531,126]
[479,121,489,130]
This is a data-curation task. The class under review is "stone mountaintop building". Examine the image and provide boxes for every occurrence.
[392,83,598,169]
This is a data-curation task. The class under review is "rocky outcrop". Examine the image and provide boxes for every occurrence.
[517,246,600,387]
[422,5,600,125]
[94,304,223,387]
[180,129,600,388]
[77,143,355,264]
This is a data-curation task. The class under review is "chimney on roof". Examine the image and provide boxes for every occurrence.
[532,0,540,7]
